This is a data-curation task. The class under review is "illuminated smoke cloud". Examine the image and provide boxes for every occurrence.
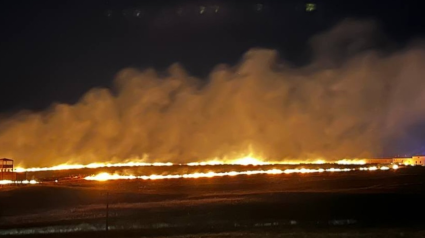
[1,19,425,167]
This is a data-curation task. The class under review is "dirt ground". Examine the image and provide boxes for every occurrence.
[1,166,425,237]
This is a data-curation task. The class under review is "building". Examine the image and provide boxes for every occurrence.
[364,156,425,166]
[0,158,16,180]
[355,157,425,166]
[393,156,425,166]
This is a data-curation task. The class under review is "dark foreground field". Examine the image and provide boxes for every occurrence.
[1,166,425,237]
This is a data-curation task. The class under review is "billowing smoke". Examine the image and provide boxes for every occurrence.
[2,19,425,167]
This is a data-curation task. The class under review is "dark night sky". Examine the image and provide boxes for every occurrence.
[1,0,425,113]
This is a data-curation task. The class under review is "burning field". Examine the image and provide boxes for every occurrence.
[0,149,420,237]
[1,20,425,185]
[1,164,425,237]
[3,20,425,237]
[0,151,422,236]
[3,20,425,168]
[3,156,396,183]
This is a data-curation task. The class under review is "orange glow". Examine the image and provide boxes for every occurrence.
[84,166,397,182]
[12,157,381,173]
[336,159,366,165]
[359,166,379,171]
[15,162,173,172]
[230,156,268,165]
[0,180,38,185]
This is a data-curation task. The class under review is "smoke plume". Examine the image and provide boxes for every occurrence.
[2,19,425,167]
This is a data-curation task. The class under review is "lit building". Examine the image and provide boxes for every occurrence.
[361,156,425,166]
[0,158,16,180]
[393,156,425,166]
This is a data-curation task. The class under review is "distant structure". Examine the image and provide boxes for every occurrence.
[363,156,425,166]
[0,158,16,180]
[392,156,425,166]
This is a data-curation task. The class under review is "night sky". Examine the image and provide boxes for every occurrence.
[1,0,425,113]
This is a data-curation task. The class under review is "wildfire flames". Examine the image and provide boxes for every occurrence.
[14,157,367,172]
[1,157,401,185]
[14,162,173,172]
[0,180,38,185]
[84,165,397,182]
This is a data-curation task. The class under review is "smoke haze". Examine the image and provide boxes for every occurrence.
[2,19,425,167]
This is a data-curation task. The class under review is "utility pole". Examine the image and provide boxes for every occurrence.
[106,192,109,232]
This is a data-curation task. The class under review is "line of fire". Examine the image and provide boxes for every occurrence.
[1,156,425,185]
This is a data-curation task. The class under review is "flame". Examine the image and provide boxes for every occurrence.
[84,165,397,182]
[0,180,38,185]
[358,166,379,171]
[15,153,366,172]
[15,162,173,172]
[230,156,268,165]
[13,157,369,173]
[336,159,366,165]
